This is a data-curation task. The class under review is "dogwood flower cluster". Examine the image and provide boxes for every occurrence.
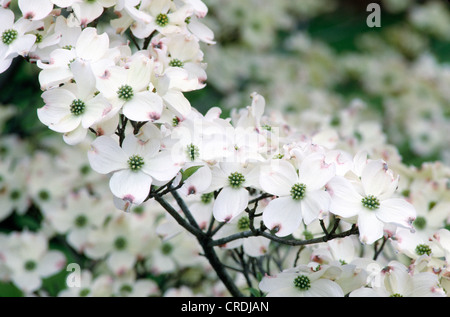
[0,0,449,298]
[202,0,450,165]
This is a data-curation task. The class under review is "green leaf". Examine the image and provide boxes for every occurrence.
[180,165,202,182]
[248,287,265,297]
[0,281,24,297]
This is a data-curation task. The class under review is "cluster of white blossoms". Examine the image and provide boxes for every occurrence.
[202,0,450,164]
[0,0,449,298]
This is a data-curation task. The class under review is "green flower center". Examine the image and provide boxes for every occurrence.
[9,189,21,201]
[290,183,306,200]
[114,236,127,250]
[361,195,380,210]
[2,29,18,45]
[161,242,173,255]
[80,164,90,175]
[273,153,284,159]
[117,84,134,101]
[70,99,86,116]
[79,288,90,297]
[169,58,184,67]
[156,13,169,27]
[415,244,432,256]
[228,172,245,189]
[24,260,37,271]
[390,293,403,297]
[293,275,311,290]
[74,215,88,228]
[261,124,272,131]
[201,192,214,204]
[413,216,427,230]
[120,284,133,295]
[62,44,73,50]
[38,190,50,201]
[128,155,144,171]
[34,33,43,44]
[186,143,199,161]
[237,216,250,231]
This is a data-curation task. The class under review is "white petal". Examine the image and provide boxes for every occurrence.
[95,65,127,99]
[67,229,89,252]
[122,133,148,157]
[7,34,36,59]
[162,89,191,119]
[122,91,163,122]
[259,273,298,295]
[70,59,96,99]
[88,135,128,174]
[37,48,76,89]
[49,113,81,133]
[262,196,302,237]
[301,190,331,225]
[299,153,336,191]
[142,150,181,182]
[0,7,15,30]
[307,279,344,297]
[72,2,104,26]
[127,55,152,91]
[187,19,216,44]
[361,160,398,199]
[179,163,212,196]
[0,57,13,74]
[106,251,136,276]
[377,198,416,229]
[412,272,445,297]
[259,160,297,197]
[19,0,53,20]
[243,236,270,257]
[109,169,152,205]
[327,176,363,218]
[213,187,248,222]
[12,272,42,293]
[75,27,109,61]
[349,287,381,297]
[358,210,384,244]
[36,251,66,278]
[63,124,88,145]
[41,86,76,108]
[81,94,112,128]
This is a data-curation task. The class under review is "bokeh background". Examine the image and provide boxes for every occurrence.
[0,0,449,296]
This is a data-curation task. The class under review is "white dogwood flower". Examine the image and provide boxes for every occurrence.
[208,161,259,223]
[327,159,416,244]
[0,7,38,72]
[37,26,119,90]
[259,264,344,297]
[260,153,336,237]
[88,133,180,205]
[96,53,164,122]
[0,231,66,294]
[37,60,115,144]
